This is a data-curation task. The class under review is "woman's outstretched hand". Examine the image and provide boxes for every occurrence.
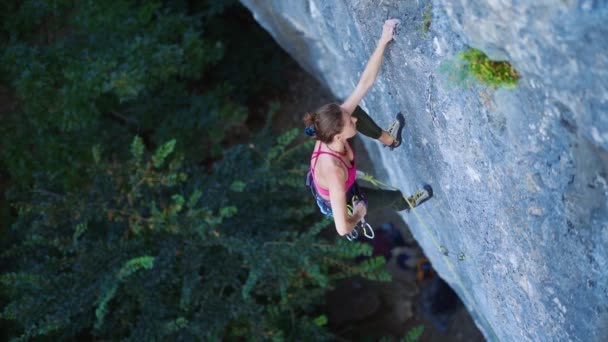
[340,18,401,115]
[379,19,401,46]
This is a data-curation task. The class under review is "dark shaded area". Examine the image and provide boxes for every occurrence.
[0,1,317,340]
[419,276,463,332]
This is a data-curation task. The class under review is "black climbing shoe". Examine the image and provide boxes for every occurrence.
[384,112,405,151]
[406,184,433,209]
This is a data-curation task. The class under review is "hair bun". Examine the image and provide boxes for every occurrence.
[303,112,318,137]
[304,125,317,136]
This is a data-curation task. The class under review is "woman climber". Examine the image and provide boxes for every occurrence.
[303,19,432,238]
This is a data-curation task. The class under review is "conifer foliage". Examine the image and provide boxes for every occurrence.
[2,129,389,340]
[0,1,390,340]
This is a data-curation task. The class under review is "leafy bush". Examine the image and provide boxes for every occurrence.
[0,1,390,340]
[1,130,390,341]
[418,3,432,39]
[457,48,520,89]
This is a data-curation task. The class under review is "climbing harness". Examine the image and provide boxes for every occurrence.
[306,171,374,241]
[305,170,333,217]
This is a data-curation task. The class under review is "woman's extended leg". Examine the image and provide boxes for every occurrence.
[360,186,410,212]
[352,106,402,147]
[360,184,433,213]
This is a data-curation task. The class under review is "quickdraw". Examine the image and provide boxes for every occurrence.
[345,195,374,241]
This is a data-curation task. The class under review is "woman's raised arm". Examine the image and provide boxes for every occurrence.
[341,19,400,114]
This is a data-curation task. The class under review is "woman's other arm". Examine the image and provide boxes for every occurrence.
[341,19,400,114]
[325,166,367,236]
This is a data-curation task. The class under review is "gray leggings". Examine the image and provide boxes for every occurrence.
[359,185,411,212]
[352,106,383,139]
[308,179,412,218]
[351,107,410,211]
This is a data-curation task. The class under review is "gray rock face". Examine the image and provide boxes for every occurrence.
[240,1,608,341]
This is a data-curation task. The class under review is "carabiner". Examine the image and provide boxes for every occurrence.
[361,219,375,239]
[346,228,359,241]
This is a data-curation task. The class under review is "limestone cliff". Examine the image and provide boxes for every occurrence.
[239,1,608,341]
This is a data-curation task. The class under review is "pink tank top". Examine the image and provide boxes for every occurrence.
[310,141,356,198]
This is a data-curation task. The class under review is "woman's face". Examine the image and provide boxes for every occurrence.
[340,109,358,139]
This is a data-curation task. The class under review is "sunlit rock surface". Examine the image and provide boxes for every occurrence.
[240,1,608,341]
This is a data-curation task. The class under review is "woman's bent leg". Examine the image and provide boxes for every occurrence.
[352,106,383,139]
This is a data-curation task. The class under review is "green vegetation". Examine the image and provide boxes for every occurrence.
[457,48,520,89]
[402,325,425,342]
[379,325,424,342]
[416,3,432,39]
[0,1,390,340]
[421,3,432,39]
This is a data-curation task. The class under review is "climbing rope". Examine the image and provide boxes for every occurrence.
[357,171,444,252]
[355,171,499,340]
